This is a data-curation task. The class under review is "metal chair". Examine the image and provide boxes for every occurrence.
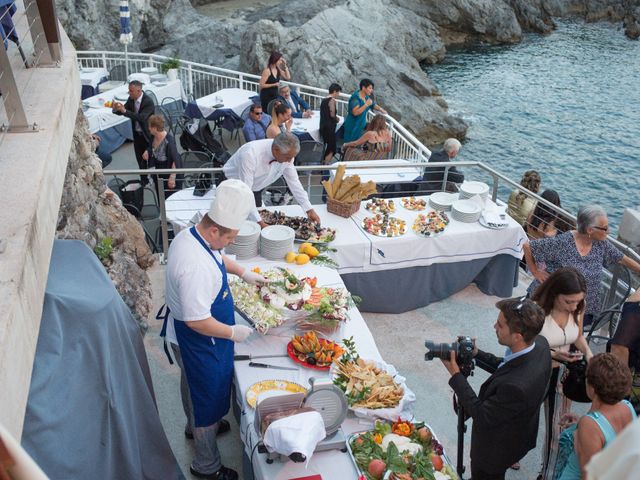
[109,64,128,82]
[145,90,158,106]
[161,97,184,117]
[141,186,161,221]
[295,140,324,192]
[587,265,633,346]
[181,151,212,188]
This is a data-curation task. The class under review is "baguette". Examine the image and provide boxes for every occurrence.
[335,175,361,201]
[322,180,334,199]
[332,164,346,196]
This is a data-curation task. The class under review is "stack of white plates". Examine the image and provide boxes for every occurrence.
[141,67,159,75]
[459,181,490,200]
[225,221,261,259]
[260,225,295,261]
[429,192,457,211]
[150,73,168,83]
[451,200,482,223]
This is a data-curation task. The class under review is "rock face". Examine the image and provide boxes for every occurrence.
[56,108,154,331]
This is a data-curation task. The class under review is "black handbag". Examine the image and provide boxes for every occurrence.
[193,173,212,197]
[562,358,590,403]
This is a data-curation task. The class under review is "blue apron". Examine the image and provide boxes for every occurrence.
[173,226,236,427]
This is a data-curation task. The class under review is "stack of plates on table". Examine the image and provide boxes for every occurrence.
[225,221,261,259]
[451,199,482,223]
[459,181,490,200]
[114,94,129,102]
[141,67,159,75]
[260,225,295,261]
[150,73,168,83]
[81,67,96,73]
[429,192,457,211]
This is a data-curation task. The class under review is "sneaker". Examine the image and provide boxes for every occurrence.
[189,465,238,480]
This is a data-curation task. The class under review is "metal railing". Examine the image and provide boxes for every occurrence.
[76,50,431,162]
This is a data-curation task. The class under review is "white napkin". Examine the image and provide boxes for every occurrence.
[263,411,326,466]
[481,201,508,227]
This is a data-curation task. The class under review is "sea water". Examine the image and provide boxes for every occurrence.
[426,18,640,231]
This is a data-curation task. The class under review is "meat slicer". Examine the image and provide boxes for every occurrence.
[255,377,349,463]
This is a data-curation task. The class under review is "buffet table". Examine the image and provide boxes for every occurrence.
[232,262,382,480]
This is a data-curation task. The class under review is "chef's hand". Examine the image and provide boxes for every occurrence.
[307,209,321,225]
[241,269,268,285]
[229,325,253,342]
[441,351,461,376]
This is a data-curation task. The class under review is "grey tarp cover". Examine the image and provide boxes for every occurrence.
[21,240,181,479]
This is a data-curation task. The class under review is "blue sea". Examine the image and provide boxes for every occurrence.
[426,18,640,232]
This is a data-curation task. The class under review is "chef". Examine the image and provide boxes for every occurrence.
[222,132,321,228]
[162,179,266,480]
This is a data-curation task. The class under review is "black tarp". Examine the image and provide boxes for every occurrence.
[21,240,181,479]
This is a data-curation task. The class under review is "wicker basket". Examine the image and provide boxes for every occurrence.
[327,197,360,218]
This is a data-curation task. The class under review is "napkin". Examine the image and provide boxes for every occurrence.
[263,411,326,466]
[481,201,508,227]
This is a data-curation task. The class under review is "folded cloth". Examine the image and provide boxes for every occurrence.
[481,210,509,228]
[263,410,326,466]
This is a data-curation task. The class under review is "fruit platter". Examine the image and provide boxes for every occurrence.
[362,214,407,237]
[332,339,415,420]
[287,331,344,370]
[401,197,427,211]
[259,210,336,243]
[230,268,356,333]
[347,420,458,480]
[412,211,450,237]
[365,198,396,214]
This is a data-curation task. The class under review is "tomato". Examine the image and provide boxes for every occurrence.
[431,454,443,471]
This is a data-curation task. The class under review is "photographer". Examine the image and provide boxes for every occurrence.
[441,298,552,480]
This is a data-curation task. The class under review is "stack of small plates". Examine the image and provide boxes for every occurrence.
[451,200,482,223]
[459,181,490,200]
[141,67,159,75]
[429,192,457,211]
[150,73,168,83]
[260,225,295,261]
[225,221,261,259]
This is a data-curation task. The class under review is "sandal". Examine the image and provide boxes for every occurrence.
[510,462,521,470]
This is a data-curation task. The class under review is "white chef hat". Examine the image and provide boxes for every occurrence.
[207,179,254,230]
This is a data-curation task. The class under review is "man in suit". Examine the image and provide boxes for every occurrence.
[112,80,155,184]
[418,137,465,193]
[277,84,312,118]
[441,297,552,480]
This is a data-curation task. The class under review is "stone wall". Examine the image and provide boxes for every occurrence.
[56,111,155,331]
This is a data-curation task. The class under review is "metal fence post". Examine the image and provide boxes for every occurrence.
[0,45,36,132]
[24,0,54,66]
[157,178,170,263]
[187,64,194,99]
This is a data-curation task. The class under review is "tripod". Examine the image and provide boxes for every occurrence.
[453,360,475,479]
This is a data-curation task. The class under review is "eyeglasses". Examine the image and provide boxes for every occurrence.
[253,112,263,116]
[593,225,609,232]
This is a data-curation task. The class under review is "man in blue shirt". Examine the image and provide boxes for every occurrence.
[440,297,551,480]
[242,104,271,142]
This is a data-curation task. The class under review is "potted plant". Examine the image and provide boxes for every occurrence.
[161,57,180,81]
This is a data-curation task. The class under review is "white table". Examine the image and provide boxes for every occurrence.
[165,186,216,233]
[195,88,256,117]
[83,79,186,134]
[291,112,344,142]
[330,159,422,184]
[79,67,109,99]
[232,263,382,480]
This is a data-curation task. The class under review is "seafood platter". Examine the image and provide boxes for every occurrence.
[259,210,336,243]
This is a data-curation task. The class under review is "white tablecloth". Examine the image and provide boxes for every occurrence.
[165,186,216,232]
[330,159,422,184]
[79,67,108,88]
[291,112,344,142]
[196,88,256,117]
[232,263,382,480]
[83,80,186,134]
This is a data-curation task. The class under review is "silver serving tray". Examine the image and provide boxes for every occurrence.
[345,423,457,480]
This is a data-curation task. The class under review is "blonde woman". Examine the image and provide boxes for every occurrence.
[507,170,541,226]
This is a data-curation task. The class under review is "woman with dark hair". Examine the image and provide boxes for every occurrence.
[526,189,562,239]
[259,51,291,111]
[319,82,342,165]
[342,78,387,142]
[142,114,182,198]
[342,114,393,161]
[531,268,593,478]
[556,353,636,480]
[266,101,292,139]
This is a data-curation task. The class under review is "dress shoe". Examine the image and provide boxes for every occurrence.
[189,465,238,480]
[184,419,231,439]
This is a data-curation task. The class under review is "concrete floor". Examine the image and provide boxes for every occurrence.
[108,138,592,479]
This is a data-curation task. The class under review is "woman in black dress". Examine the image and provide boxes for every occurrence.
[319,83,342,164]
[259,51,291,111]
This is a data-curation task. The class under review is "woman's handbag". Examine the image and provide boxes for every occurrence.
[193,173,213,197]
[561,358,591,403]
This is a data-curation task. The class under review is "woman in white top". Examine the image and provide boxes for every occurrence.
[531,267,594,478]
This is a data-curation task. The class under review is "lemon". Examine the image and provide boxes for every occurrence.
[285,252,297,263]
[295,253,311,265]
[299,242,312,253]
[305,246,320,258]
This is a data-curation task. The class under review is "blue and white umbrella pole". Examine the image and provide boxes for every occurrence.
[119,0,133,76]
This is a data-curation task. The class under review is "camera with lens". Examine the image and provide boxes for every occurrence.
[425,336,475,377]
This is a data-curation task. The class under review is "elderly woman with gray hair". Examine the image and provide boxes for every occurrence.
[524,204,640,326]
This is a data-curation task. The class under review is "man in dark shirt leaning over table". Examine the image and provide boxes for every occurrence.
[440,297,552,480]
[242,103,271,142]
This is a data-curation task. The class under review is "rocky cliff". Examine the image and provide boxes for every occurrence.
[56,0,640,144]
[56,108,154,331]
